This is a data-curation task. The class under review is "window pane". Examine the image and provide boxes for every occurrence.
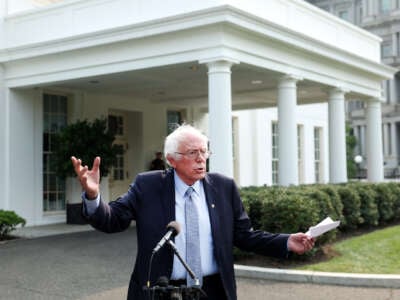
[43,93,67,212]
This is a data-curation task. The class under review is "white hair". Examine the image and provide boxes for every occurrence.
[164,124,208,166]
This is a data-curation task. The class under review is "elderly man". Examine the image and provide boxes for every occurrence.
[71,124,314,300]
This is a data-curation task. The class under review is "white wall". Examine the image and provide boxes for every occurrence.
[8,89,42,224]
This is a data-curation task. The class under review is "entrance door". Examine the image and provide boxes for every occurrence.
[108,110,143,200]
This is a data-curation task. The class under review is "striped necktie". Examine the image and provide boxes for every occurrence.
[185,187,202,286]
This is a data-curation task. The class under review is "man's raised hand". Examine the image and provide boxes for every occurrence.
[71,156,101,200]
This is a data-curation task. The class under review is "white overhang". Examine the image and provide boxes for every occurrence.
[0,0,396,106]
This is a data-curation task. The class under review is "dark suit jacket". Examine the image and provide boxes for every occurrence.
[85,168,289,300]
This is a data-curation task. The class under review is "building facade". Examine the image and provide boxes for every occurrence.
[0,0,394,225]
[307,0,400,177]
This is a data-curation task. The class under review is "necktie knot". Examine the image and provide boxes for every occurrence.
[185,187,195,199]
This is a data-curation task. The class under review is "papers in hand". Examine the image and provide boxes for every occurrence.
[306,217,340,238]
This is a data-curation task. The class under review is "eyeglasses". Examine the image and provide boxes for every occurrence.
[175,149,212,159]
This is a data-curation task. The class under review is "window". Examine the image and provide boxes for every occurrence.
[109,112,127,181]
[338,10,349,21]
[232,117,240,183]
[43,93,67,212]
[112,144,125,180]
[314,127,323,183]
[167,110,183,134]
[380,0,391,13]
[272,122,279,185]
[383,80,391,103]
[108,114,124,136]
[298,125,304,184]
[382,43,392,57]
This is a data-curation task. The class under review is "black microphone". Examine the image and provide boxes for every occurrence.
[152,221,181,254]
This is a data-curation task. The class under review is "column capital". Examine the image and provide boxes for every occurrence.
[278,74,303,88]
[367,96,385,104]
[327,86,349,95]
[279,74,303,82]
[199,57,240,67]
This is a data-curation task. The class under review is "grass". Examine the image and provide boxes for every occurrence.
[297,224,400,274]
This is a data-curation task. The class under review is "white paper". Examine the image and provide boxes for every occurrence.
[305,217,340,238]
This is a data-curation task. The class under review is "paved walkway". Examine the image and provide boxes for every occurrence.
[0,223,398,300]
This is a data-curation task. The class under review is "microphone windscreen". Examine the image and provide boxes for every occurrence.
[167,221,181,236]
[156,276,169,287]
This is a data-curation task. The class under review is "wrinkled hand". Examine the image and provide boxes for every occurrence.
[71,156,101,200]
[287,233,315,255]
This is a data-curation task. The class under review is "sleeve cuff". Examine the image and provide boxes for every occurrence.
[82,192,100,216]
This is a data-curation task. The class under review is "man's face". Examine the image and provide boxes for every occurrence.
[169,133,208,186]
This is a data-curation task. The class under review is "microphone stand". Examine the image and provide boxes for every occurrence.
[143,240,207,300]
[166,240,207,299]
[167,240,201,287]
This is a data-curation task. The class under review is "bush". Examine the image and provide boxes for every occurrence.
[372,183,396,224]
[385,182,400,222]
[52,118,124,179]
[335,185,362,231]
[349,183,379,227]
[0,210,26,239]
[317,185,344,225]
[261,187,319,234]
[240,187,264,230]
[300,185,338,244]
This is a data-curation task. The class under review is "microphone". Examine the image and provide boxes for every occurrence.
[152,221,181,254]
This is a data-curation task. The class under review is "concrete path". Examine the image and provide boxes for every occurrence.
[0,224,399,300]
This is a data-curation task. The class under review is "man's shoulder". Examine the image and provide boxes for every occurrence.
[137,168,173,181]
[205,172,234,185]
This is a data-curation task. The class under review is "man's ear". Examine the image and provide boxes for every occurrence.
[166,154,176,168]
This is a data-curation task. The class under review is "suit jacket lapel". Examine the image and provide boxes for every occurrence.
[161,169,176,225]
[203,174,220,243]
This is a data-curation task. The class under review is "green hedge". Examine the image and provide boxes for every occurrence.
[0,210,26,239]
[239,181,400,258]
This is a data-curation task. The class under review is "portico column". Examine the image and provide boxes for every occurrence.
[0,0,7,18]
[203,59,238,177]
[0,64,10,210]
[328,87,347,183]
[277,75,301,186]
[366,99,384,182]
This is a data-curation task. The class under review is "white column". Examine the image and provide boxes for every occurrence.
[204,59,238,177]
[360,125,366,157]
[383,123,389,156]
[277,75,300,186]
[366,99,384,182]
[0,64,10,210]
[328,88,347,183]
[390,121,397,158]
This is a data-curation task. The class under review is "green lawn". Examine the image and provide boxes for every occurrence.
[297,225,400,274]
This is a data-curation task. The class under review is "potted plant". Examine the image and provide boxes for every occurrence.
[53,117,124,224]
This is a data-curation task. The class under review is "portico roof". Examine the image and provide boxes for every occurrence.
[0,0,396,109]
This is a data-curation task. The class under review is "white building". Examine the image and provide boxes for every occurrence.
[0,0,395,225]
[306,0,400,178]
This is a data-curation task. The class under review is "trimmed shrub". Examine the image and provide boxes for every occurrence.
[350,182,379,227]
[317,185,344,225]
[385,182,400,221]
[300,185,338,244]
[240,187,264,229]
[372,183,396,223]
[0,210,26,239]
[261,187,319,234]
[337,185,362,230]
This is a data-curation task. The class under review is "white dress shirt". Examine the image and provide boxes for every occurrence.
[170,172,218,279]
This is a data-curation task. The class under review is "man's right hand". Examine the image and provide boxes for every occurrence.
[71,156,101,200]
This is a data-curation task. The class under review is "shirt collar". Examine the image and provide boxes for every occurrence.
[174,170,201,197]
